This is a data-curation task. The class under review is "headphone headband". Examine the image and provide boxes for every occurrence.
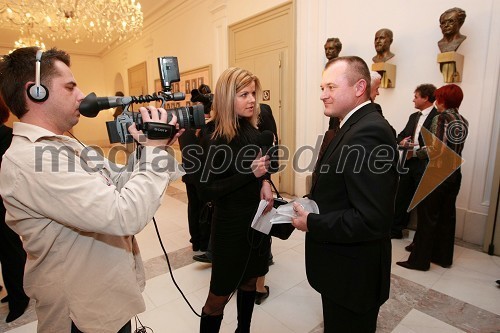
[36,49,43,61]
[27,49,49,102]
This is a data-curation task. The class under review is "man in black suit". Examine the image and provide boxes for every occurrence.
[391,84,438,239]
[293,56,398,332]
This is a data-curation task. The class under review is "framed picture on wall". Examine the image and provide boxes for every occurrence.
[180,65,212,108]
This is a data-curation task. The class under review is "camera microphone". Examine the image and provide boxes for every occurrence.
[79,92,132,118]
[79,92,187,118]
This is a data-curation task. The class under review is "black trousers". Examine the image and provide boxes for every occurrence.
[409,172,461,269]
[0,205,29,309]
[321,295,379,333]
[392,158,425,234]
[71,321,131,333]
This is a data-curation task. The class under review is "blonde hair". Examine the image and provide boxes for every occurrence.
[212,67,261,142]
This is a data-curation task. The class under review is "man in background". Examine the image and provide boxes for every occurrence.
[391,84,438,240]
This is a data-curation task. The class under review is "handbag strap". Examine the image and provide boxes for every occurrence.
[266,178,282,199]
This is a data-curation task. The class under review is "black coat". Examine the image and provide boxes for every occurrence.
[308,103,398,313]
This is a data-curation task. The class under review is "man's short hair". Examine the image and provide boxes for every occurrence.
[415,84,437,103]
[325,56,371,99]
[0,47,70,119]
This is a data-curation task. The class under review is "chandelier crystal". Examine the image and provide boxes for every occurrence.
[0,0,143,45]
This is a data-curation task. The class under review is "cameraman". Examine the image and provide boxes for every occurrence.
[0,47,184,332]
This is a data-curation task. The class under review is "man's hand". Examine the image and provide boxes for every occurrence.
[291,202,309,232]
[128,106,184,147]
[399,136,416,149]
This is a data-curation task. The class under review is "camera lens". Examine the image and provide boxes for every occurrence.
[166,104,205,130]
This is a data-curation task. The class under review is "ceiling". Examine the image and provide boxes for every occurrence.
[0,0,164,56]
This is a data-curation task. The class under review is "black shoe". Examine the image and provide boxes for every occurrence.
[496,280,500,286]
[255,286,269,305]
[6,300,29,323]
[1,295,9,303]
[396,261,429,271]
[405,242,415,252]
[193,253,212,263]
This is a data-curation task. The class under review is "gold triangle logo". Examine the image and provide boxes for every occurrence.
[408,127,464,211]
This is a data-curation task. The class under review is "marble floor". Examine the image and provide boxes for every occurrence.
[1,178,500,333]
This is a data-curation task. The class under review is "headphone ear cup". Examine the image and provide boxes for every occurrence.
[28,83,49,102]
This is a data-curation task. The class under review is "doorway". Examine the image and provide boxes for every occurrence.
[228,2,295,194]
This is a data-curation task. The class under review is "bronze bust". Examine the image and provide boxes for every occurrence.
[324,38,342,60]
[438,7,467,53]
[372,29,395,63]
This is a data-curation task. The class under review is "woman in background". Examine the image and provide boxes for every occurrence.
[198,67,272,333]
[397,84,468,271]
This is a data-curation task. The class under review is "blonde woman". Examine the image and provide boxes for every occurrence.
[198,67,273,333]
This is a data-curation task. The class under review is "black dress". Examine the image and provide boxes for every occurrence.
[199,120,271,296]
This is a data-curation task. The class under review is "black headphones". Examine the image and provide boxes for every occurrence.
[27,50,49,102]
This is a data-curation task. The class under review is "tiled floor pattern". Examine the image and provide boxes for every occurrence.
[1,179,499,333]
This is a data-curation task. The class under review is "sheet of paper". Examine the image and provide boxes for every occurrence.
[251,200,274,234]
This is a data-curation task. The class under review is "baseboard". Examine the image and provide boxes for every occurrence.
[457,207,488,246]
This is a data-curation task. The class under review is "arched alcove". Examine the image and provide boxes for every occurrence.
[114,73,125,95]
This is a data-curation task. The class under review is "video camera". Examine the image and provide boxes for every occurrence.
[79,56,205,144]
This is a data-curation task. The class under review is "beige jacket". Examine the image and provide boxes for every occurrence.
[0,122,183,332]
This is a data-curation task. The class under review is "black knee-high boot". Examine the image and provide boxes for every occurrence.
[235,289,256,333]
[200,311,223,333]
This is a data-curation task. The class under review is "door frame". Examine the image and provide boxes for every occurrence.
[228,2,295,195]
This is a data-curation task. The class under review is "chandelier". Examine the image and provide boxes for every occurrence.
[0,0,143,45]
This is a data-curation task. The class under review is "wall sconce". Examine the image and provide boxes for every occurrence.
[371,63,396,88]
[437,51,464,83]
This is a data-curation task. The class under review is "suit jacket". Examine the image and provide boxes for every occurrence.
[330,103,396,139]
[397,107,438,150]
[308,103,398,313]
[397,107,438,173]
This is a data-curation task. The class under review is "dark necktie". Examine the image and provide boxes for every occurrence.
[311,124,340,190]
[407,111,423,159]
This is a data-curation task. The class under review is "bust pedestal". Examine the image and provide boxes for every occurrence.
[437,52,464,83]
[371,62,396,88]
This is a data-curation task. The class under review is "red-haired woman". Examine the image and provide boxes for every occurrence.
[397,84,468,271]
[0,95,30,322]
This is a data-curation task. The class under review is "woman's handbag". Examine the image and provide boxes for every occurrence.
[266,179,295,240]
